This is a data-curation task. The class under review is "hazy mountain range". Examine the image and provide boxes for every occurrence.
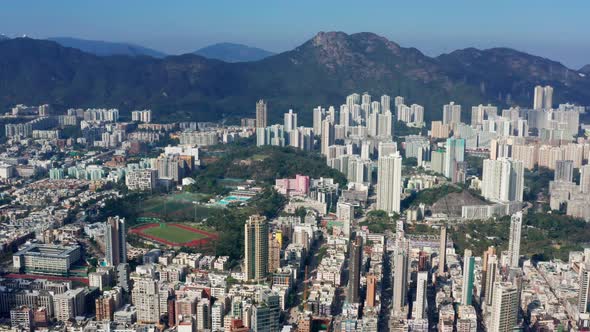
[194,43,275,62]
[48,37,168,58]
[0,31,588,123]
[49,37,275,62]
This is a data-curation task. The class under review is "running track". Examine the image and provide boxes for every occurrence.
[129,223,218,247]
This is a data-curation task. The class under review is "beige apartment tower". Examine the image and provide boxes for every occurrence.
[244,215,269,281]
[256,100,268,128]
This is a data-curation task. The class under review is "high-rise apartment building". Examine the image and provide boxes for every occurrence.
[484,255,499,307]
[211,302,224,331]
[366,273,378,308]
[251,292,280,332]
[431,121,450,139]
[508,211,522,268]
[489,282,519,332]
[313,106,325,134]
[533,85,553,110]
[392,246,408,318]
[196,298,211,330]
[105,216,127,267]
[439,226,447,275]
[414,271,428,320]
[95,295,115,321]
[444,137,465,181]
[381,94,391,112]
[580,165,590,194]
[555,160,574,182]
[244,215,269,281]
[155,155,183,183]
[348,236,362,303]
[284,109,297,132]
[53,288,85,322]
[268,231,282,274]
[131,109,152,123]
[461,249,475,305]
[132,279,161,324]
[511,144,538,170]
[471,104,498,127]
[116,263,131,292]
[376,151,402,214]
[377,111,393,137]
[533,85,544,110]
[481,158,524,202]
[481,246,496,300]
[256,100,268,128]
[579,263,590,314]
[320,119,334,157]
[442,102,462,126]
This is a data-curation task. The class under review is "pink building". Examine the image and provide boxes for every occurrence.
[275,174,310,196]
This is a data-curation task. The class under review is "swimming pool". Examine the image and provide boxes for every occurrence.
[217,195,251,206]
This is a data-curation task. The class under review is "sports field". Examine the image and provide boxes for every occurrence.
[137,192,219,222]
[129,222,218,247]
[142,224,207,243]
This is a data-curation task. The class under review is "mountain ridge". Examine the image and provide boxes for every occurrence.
[0,32,588,123]
[194,42,274,62]
[48,37,167,58]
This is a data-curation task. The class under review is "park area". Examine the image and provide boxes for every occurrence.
[137,192,219,222]
[129,221,218,247]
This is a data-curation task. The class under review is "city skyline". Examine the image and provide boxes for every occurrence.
[1,2,589,328]
[0,1,589,68]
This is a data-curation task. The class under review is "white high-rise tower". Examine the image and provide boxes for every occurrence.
[377,151,402,214]
[284,109,297,132]
[508,212,522,268]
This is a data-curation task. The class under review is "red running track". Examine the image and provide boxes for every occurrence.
[129,223,217,247]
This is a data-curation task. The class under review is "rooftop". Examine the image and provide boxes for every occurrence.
[15,243,80,258]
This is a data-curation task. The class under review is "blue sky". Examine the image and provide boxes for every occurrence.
[1,0,588,68]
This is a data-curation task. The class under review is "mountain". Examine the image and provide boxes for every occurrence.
[436,47,589,106]
[48,37,167,58]
[0,32,588,123]
[580,65,590,74]
[0,35,8,41]
[194,42,274,62]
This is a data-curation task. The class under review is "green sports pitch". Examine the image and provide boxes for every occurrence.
[142,224,207,243]
[130,222,217,247]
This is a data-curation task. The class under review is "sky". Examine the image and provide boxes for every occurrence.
[1,0,588,68]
